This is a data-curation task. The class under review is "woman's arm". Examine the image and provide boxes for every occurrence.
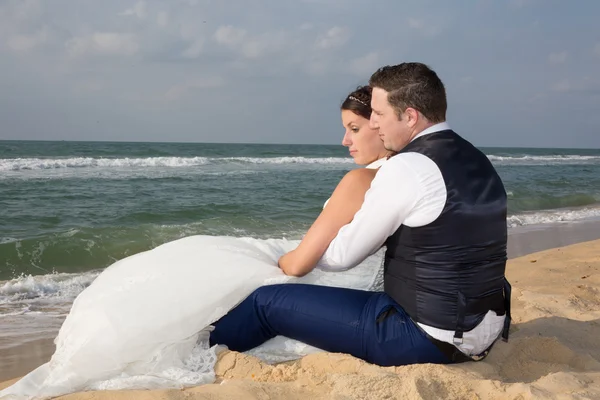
[278,167,377,276]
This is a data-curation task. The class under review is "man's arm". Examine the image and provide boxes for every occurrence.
[316,158,422,271]
[278,168,376,277]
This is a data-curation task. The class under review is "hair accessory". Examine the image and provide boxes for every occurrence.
[348,95,368,107]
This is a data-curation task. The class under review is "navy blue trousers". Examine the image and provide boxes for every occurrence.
[209,284,450,366]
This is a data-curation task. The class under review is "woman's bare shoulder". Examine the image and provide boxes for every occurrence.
[338,167,377,188]
[325,168,377,202]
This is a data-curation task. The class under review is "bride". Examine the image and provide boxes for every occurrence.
[0,86,393,400]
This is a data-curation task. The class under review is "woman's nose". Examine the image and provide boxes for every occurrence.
[342,131,352,146]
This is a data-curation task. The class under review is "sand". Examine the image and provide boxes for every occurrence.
[2,238,600,399]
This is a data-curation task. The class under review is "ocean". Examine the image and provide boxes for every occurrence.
[1,140,600,321]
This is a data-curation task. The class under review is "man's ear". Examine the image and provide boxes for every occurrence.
[404,107,419,128]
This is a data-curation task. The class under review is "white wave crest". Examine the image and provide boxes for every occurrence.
[0,156,353,171]
[508,207,600,228]
[0,157,210,171]
[220,156,353,164]
[3,154,598,171]
[0,271,100,315]
[488,154,600,165]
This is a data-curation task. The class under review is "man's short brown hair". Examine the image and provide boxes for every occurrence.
[369,62,447,123]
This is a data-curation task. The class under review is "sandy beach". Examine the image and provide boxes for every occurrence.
[2,223,600,399]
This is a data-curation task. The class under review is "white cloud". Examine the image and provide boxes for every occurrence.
[305,59,330,76]
[1,0,598,147]
[0,0,43,39]
[408,18,425,29]
[242,32,286,59]
[407,17,441,36]
[550,76,600,96]
[7,28,48,52]
[120,1,147,19]
[552,80,571,92]
[527,92,546,103]
[66,33,139,57]
[157,11,169,28]
[182,38,204,58]
[164,77,225,102]
[304,49,377,77]
[349,52,379,76]
[241,39,267,59]
[551,77,600,95]
[73,80,104,94]
[214,25,247,47]
[299,0,347,5]
[179,20,204,44]
[213,26,286,60]
[509,0,538,8]
[315,26,349,50]
[548,51,567,64]
[8,0,43,24]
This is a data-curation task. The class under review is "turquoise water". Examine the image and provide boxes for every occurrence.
[1,140,600,282]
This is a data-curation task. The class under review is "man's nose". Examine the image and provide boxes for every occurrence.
[369,116,379,129]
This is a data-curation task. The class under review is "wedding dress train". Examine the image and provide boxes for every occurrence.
[0,235,384,399]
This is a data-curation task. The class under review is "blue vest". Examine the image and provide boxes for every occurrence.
[384,130,511,341]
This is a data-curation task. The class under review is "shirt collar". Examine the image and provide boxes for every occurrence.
[411,121,451,142]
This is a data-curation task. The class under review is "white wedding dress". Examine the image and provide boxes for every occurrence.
[0,159,387,400]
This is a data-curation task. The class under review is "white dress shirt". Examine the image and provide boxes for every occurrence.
[316,122,506,356]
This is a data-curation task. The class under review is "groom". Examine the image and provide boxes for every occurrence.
[209,62,511,365]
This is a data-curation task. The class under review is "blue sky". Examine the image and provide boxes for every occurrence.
[1,0,599,148]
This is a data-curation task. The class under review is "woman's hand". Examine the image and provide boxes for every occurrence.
[277,250,298,275]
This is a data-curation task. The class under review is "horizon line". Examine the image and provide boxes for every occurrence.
[0,138,598,151]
